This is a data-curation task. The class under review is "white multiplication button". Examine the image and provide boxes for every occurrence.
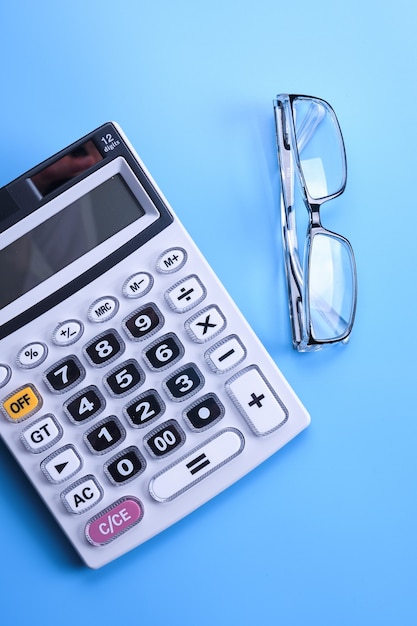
[53,320,84,346]
[185,305,226,343]
[21,414,63,453]
[226,366,288,435]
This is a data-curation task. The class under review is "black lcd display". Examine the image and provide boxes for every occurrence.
[0,175,144,310]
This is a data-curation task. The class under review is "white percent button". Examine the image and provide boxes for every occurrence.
[17,342,48,369]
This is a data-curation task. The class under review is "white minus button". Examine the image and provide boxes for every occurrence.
[205,335,246,373]
[149,428,244,502]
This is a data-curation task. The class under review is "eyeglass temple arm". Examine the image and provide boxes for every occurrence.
[274,101,304,346]
[274,98,328,347]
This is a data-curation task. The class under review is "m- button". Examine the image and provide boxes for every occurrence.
[1,384,42,422]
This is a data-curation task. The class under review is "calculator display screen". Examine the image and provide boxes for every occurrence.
[0,174,145,311]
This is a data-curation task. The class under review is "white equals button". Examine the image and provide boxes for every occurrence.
[149,428,244,502]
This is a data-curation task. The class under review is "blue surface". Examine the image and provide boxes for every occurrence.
[1,1,416,624]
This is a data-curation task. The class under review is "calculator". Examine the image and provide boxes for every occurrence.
[0,123,310,568]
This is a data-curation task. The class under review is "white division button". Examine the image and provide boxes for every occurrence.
[205,335,246,373]
[53,320,84,346]
[123,272,153,298]
[157,247,187,273]
[185,305,226,343]
[41,444,83,483]
[0,364,11,388]
[21,414,63,453]
[226,365,288,435]
[88,296,119,323]
[61,475,103,514]
[149,428,244,502]
[165,275,206,313]
[17,342,48,368]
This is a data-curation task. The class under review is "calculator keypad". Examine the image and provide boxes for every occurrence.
[0,239,309,569]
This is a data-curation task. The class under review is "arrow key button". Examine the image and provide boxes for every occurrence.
[41,444,83,484]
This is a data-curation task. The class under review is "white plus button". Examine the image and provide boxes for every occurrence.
[226,366,288,435]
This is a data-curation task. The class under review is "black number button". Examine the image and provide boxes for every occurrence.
[124,390,165,428]
[84,417,125,454]
[143,333,184,371]
[44,356,85,393]
[123,304,164,340]
[64,385,106,424]
[163,363,204,401]
[84,330,125,367]
[104,359,144,397]
[144,420,185,458]
[105,446,146,485]
[184,393,225,430]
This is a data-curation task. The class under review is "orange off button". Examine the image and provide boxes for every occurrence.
[2,384,42,422]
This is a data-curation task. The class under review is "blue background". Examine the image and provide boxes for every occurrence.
[1,2,416,624]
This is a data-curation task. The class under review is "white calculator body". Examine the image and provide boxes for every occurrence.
[0,123,310,568]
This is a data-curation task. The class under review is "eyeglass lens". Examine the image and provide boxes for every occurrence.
[292,98,346,200]
[308,232,355,342]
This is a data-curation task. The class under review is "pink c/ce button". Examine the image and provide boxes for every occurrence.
[85,497,144,546]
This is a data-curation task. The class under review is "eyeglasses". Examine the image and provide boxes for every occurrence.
[273,94,357,352]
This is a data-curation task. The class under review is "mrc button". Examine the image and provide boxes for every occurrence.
[88,296,119,323]
[1,384,43,422]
